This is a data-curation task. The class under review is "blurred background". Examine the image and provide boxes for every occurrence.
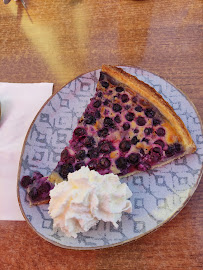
[0,0,202,100]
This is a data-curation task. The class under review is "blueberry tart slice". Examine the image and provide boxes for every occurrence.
[48,65,196,180]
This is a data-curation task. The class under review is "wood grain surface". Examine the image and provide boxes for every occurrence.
[0,0,202,269]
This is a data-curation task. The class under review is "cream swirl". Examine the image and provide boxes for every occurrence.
[48,166,132,238]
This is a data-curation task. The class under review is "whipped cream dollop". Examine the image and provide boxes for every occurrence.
[48,166,132,238]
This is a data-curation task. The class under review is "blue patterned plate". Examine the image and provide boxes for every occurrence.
[17,67,203,249]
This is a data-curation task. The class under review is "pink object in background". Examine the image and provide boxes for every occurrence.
[0,83,53,220]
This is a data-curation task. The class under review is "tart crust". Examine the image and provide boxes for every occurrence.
[101,65,196,154]
[28,199,50,206]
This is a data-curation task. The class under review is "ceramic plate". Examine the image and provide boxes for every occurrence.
[17,67,203,250]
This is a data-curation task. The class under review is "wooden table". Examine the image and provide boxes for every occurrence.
[0,0,202,269]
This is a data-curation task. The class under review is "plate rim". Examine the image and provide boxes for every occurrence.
[17,66,203,250]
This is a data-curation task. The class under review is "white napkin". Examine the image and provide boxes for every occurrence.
[0,83,53,220]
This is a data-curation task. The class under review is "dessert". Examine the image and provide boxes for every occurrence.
[48,166,132,238]
[49,65,196,182]
[20,172,54,205]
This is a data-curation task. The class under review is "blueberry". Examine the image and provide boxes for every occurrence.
[114,115,121,123]
[142,138,149,143]
[150,148,162,163]
[174,143,182,153]
[127,153,140,164]
[132,96,137,103]
[113,103,122,112]
[74,127,86,137]
[59,163,74,179]
[78,135,86,143]
[145,108,155,118]
[32,171,43,180]
[152,147,162,154]
[123,122,130,130]
[101,81,109,88]
[153,118,161,126]
[98,128,109,137]
[99,140,114,154]
[103,99,109,106]
[99,72,105,81]
[20,176,33,188]
[84,114,96,125]
[67,156,75,164]
[140,148,145,155]
[119,140,131,152]
[38,182,51,195]
[66,164,74,174]
[93,100,102,108]
[106,75,117,85]
[121,94,129,103]
[116,86,124,92]
[99,157,111,169]
[88,160,98,170]
[75,162,85,171]
[28,187,38,201]
[108,90,113,95]
[104,117,115,128]
[154,139,165,149]
[84,136,95,148]
[156,127,165,137]
[131,136,139,145]
[150,147,162,162]
[95,110,101,119]
[125,112,135,122]
[76,150,86,160]
[60,148,69,161]
[136,116,146,126]
[144,127,153,135]
[134,128,139,133]
[87,148,99,158]
[116,157,127,169]
[135,105,143,112]
[165,145,175,157]
[97,91,103,98]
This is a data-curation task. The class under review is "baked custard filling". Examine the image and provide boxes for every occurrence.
[51,71,184,179]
